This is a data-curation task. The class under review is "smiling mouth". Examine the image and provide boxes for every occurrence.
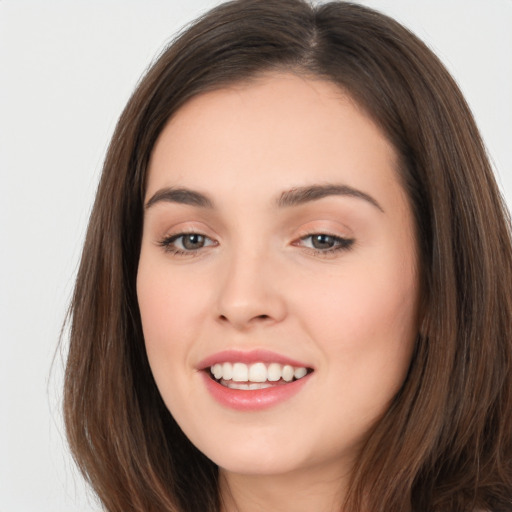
[208,362,313,390]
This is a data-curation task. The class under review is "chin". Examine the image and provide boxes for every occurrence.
[216,453,305,477]
[193,433,307,476]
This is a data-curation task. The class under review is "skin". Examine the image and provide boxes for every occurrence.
[137,72,420,512]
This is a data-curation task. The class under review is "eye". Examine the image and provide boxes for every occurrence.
[158,232,217,255]
[298,233,354,253]
[176,233,209,250]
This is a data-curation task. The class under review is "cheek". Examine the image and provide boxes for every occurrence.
[297,250,418,387]
[136,262,199,394]
[137,258,209,349]
[303,272,415,337]
[136,259,205,416]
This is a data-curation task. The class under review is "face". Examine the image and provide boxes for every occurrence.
[137,73,419,480]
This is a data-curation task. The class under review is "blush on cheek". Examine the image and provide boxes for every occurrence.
[312,278,416,363]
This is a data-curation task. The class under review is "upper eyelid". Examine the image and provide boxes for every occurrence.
[158,233,353,257]
[155,221,354,244]
[163,232,215,244]
[158,233,217,256]
[159,228,351,240]
[296,233,354,245]
[159,225,216,239]
[168,230,210,239]
[294,227,353,242]
[297,229,349,238]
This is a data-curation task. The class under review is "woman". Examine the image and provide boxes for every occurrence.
[64,1,512,510]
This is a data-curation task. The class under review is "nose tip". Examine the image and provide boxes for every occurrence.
[217,295,286,329]
[215,256,287,329]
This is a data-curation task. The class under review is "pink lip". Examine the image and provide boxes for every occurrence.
[197,350,314,411]
[197,349,311,370]
[200,371,312,411]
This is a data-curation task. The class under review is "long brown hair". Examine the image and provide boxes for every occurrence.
[64,1,512,510]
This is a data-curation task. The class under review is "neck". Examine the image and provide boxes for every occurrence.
[218,460,351,512]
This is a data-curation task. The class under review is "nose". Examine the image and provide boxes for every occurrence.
[215,247,287,330]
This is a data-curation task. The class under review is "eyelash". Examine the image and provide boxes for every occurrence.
[296,233,355,256]
[158,232,217,256]
[157,232,355,257]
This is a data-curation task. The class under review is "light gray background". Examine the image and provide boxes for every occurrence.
[1,1,511,511]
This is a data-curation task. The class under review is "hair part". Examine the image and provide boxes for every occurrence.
[64,1,512,510]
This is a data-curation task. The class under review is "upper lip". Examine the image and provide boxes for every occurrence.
[197,349,312,370]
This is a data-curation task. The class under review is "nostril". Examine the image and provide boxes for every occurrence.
[217,313,271,323]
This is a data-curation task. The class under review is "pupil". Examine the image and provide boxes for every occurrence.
[312,234,334,250]
[183,234,204,250]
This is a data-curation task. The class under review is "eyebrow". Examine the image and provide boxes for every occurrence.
[144,183,384,212]
[276,184,384,212]
[145,187,214,209]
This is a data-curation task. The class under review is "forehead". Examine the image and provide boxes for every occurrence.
[146,72,402,209]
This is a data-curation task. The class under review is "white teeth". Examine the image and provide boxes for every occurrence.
[210,361,310,385]
[222,362,233,380]
[248,362,267,382]
[225,381,274,390]
[232,362,249,382]
[267,362,282,382]
[294,366,308,379]
[212,363,223,380]
[282,365,294,382]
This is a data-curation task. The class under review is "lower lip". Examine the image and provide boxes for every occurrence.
[201,372,312,411]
